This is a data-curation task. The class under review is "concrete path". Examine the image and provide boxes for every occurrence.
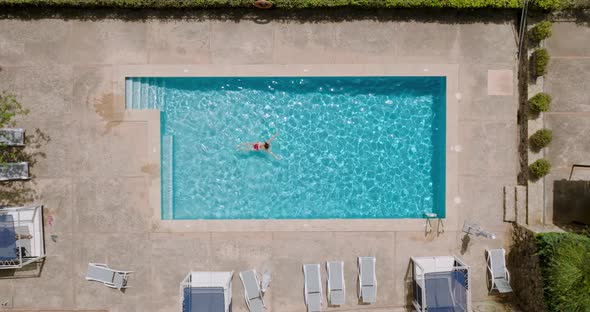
[543,20,590,223]
[0,10,518,311]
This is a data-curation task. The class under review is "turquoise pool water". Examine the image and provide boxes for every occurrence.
[125,77,446,220]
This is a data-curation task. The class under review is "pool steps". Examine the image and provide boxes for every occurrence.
[125,77,165,110]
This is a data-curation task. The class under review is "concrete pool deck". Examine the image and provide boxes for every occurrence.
[0,10,518,311]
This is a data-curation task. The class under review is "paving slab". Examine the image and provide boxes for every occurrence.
[210,20,274,65]
[146,20,211,64]
[457,21,517,64]
[544,58,590,112]
[546,22,590,57]
[544,113,590,167]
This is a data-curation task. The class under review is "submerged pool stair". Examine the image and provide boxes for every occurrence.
[125,77,165,110]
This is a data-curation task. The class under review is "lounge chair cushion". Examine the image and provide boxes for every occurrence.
[330,289,345,305]
[87,264,115,283]
[490,250,506,277]
[305,265,321,293]
[307,292,322,312]
[361,285,376,303]
[494,278,513,293]
[328,262,343,290]
[112,272,126,288]
[242,271,261,300]
[248,297,264,312]
[360,259,375,286]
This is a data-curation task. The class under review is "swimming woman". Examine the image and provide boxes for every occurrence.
[237,132,281,160]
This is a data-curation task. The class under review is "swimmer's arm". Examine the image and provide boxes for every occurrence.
[267,131,279,143]
[267,150,281,160]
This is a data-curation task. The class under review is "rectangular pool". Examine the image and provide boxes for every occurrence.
[125,76,446,220]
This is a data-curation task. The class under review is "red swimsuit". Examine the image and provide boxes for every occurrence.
[253,143,260,151]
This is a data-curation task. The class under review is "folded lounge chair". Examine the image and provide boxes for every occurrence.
[485,248,513,293]
[240,270,265,312]
[327,261,345,306]
[0,162,29,181]
[86,263,133,290]
[0,129,24,147]
[303,264,323,312]
[358,257,377,304]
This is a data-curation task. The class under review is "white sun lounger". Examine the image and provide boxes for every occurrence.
[327,261,345,306]
[239,270,265,312]
[358,257,377,304]
[0,162,29,181]
[303,264,323,312]
[486,248,513,293]
[86,263,133,290]
[0,128,24,146]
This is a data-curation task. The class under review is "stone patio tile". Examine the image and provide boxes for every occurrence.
[546,22,590,57]
[331,20,398,63]
[394,22,459,63]
[1,65,74,122]
[67,121,148,177]
[149,233,211,312]
[544,59,590,112]
[0,19,71,65]
[71,66,116,121]
[73,177,150,233]
[210,20,274,65]
[457,22,516,64]
[70,21,148,65]
[545,113,590,167]
[487,69,513,96]
[273,22,337,64]
[22,119,73,179]
[35,178,74,234]
[458,120,518,177]
[458,175,516,231]
[147,20,211,64]
[458,64,516,122]
[12,233,74,310]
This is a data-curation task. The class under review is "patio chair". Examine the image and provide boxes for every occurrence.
[0,162,29,181]
[485,248,513,293]
[0,128,25,147]
[358,256,377,304]
[327,260,345,306]
[239,270,265,312]
[303,263,323,312]
[86,263,133,290]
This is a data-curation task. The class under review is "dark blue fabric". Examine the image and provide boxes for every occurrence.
[0,214,17,261]
[183,287,225,312]
[424,271,467,312]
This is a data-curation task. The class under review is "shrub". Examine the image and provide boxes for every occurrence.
[0,0,527,9]
[532,48,550,77]
[530,129,553,149]
[0,92,28,128]
[531,21,553,42]
[529,92,552,112]
[533,0,563,9]
[536,233,590,312]
[529,158,551,178]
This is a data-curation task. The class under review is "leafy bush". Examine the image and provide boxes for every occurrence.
[533,0,563,9]
[536,233,590,312]
[531,21,553,42]
[0,92,28,128]
[0,0,528,9]
[529,92,552,112]
[530,129,553,149]
[529,158,551,178]
[532,48,550,77]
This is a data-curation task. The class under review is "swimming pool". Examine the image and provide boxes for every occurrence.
[125,76,446,220]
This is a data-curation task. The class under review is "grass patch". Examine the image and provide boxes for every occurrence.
[536,232,590,312]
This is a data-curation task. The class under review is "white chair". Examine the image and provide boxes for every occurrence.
[358,257,377,304]
[86,263,133,290]
[485,248,513,293]
[303,263,323,312]
[239,270,265,312]
[327,261,345,306]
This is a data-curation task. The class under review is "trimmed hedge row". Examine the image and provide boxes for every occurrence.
[0,0,569,9]
[536,233,590,312]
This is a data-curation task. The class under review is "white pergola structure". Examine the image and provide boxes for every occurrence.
[180,271,233,312]
[0,205,46,269]
[411,256,470,312]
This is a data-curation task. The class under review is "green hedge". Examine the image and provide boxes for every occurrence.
[536,233,590,312]
[529,92,552,112]
[530,128,553,149]
[529,158,551,178]
[532,48,551,77]
[531,20,553,42]
[0,0,566,9]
